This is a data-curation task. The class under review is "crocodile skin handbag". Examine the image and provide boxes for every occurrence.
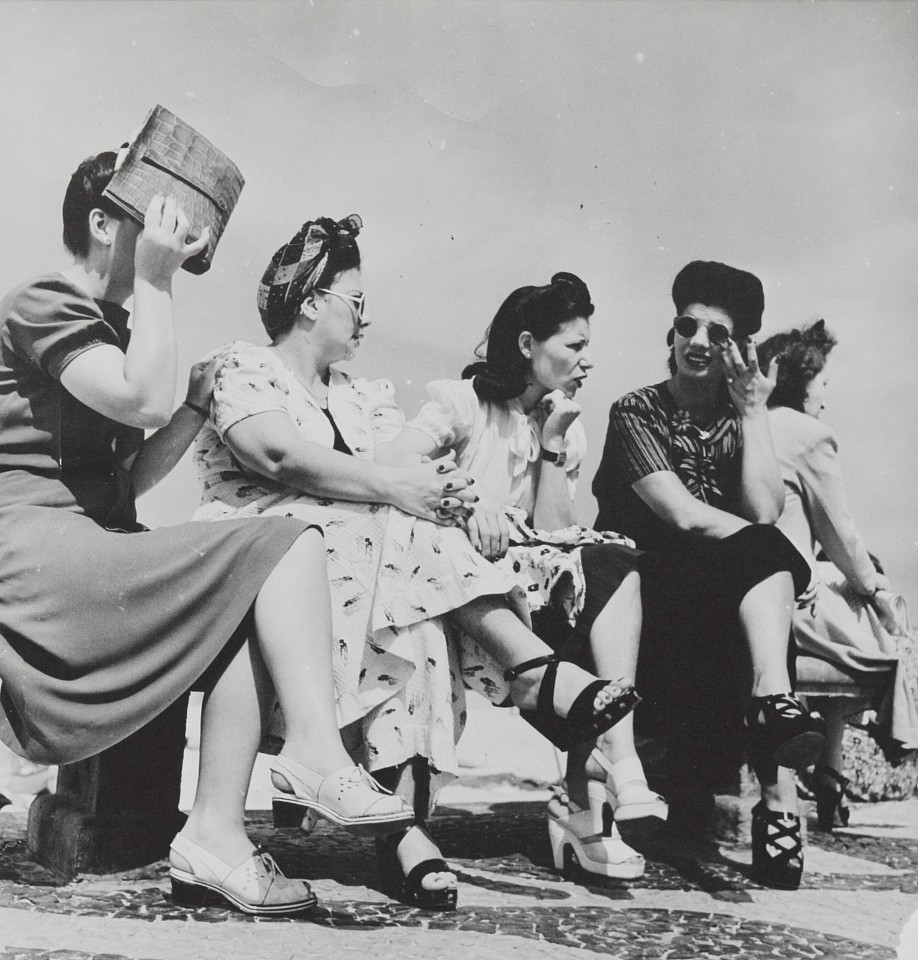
[103,105,244,274]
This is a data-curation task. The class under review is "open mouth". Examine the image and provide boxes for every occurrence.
[684,351,713,370]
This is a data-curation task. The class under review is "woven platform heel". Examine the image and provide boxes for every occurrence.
[750,802,803,890]
[504,655,640,752]
[745,693,826,770]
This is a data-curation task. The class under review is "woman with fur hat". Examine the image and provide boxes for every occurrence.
[592,260,821,889]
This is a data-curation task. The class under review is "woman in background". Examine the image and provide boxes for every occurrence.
[382,272,664,882]
[759,321,918,829]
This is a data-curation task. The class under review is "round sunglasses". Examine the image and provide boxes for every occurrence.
[673,315,731,346]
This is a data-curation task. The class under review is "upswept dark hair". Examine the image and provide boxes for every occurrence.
[757,319,837,412]
[463,272,594,402]
[62,152,123,258]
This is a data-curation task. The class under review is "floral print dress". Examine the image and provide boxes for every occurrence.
[194,343,526,779]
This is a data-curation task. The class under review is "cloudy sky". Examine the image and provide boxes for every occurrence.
[1,0,915,600]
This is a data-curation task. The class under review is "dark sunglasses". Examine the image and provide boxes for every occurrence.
[673,315,731,345]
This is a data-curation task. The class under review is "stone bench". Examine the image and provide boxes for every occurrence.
[27,694,189,878]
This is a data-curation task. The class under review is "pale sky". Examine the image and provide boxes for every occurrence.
[1,0,916,601]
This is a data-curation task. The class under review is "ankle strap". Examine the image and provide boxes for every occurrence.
[503,654,559,682]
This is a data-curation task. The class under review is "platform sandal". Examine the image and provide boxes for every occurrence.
[503,654,640,752]
[811,764,850,832]
[375,824,458,911]
[744,693,826,770]
[169,834,317,915]
[750,801,803,890]
[586,749,668,847]
[271,757,414,837]
[547,787,645,880]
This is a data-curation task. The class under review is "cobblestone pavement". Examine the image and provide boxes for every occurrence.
[1,793,916,960]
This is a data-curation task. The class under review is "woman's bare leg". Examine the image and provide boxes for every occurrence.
[565,571,643,805]
[739,571,796,698]
[738,569,802,810]
[177,640,272,867]
[251,529,353,776]
[452,595,625,716]
[176,528,364,868]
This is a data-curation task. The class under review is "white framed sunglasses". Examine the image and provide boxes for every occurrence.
[317,288,366,323]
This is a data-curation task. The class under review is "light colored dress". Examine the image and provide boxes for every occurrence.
[406,379,639,702]
[770,405,918,753]
[194,343,525,779]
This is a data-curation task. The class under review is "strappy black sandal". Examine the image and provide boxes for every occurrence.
[750,801,803,890]
[375,826,458,911]
[812,764,850,831]
[744,693,826,769]
[504,654,640,752]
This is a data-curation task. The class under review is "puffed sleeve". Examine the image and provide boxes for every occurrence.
[562,417,588,499]
[797,424,877,592]
[407,379,479,448]
[358,378,406,446]
[211,343,291,439]
[601,391,672,484]
[6,276,121,379]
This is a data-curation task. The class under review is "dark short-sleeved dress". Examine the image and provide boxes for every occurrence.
[0,274,313,765]
[593,382,810,745]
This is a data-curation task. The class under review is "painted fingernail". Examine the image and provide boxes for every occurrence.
[445,482,455,491]
[440,499,450,507]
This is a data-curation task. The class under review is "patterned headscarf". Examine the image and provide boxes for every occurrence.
[257,214,362,338]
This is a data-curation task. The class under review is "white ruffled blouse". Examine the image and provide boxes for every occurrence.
[406,378,586,520]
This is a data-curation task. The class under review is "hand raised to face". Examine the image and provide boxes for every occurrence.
[719,338,777,417]
[541,388,582,446]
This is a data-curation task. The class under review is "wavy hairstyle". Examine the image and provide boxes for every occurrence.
[62,152,124,258]
[462,272,594,402]
[757,319,837,412]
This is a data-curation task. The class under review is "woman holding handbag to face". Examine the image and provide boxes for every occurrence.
[0,152,415,918]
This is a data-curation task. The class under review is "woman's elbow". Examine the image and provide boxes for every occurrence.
[129,405,172,429]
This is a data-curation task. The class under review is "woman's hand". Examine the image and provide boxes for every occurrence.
[720,338,776,417]
[183,348,226,414]
[134,195,211,289]
[463,491,510,561]
[541,388,582,447]
[388,451,478,524]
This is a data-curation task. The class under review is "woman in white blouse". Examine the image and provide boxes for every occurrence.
[194,221,639,906]
[759,322,917,829]
[382,272,666,881]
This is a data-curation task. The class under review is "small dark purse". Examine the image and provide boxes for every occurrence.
[102,104,244,274]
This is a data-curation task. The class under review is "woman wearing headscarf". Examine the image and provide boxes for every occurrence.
[194,218,638,907]
[758,321,918,829]
[592,260,820,889]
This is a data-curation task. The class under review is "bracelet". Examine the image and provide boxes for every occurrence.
[183,400,208,418]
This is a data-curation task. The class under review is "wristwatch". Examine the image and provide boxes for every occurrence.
[541,447,567,467]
